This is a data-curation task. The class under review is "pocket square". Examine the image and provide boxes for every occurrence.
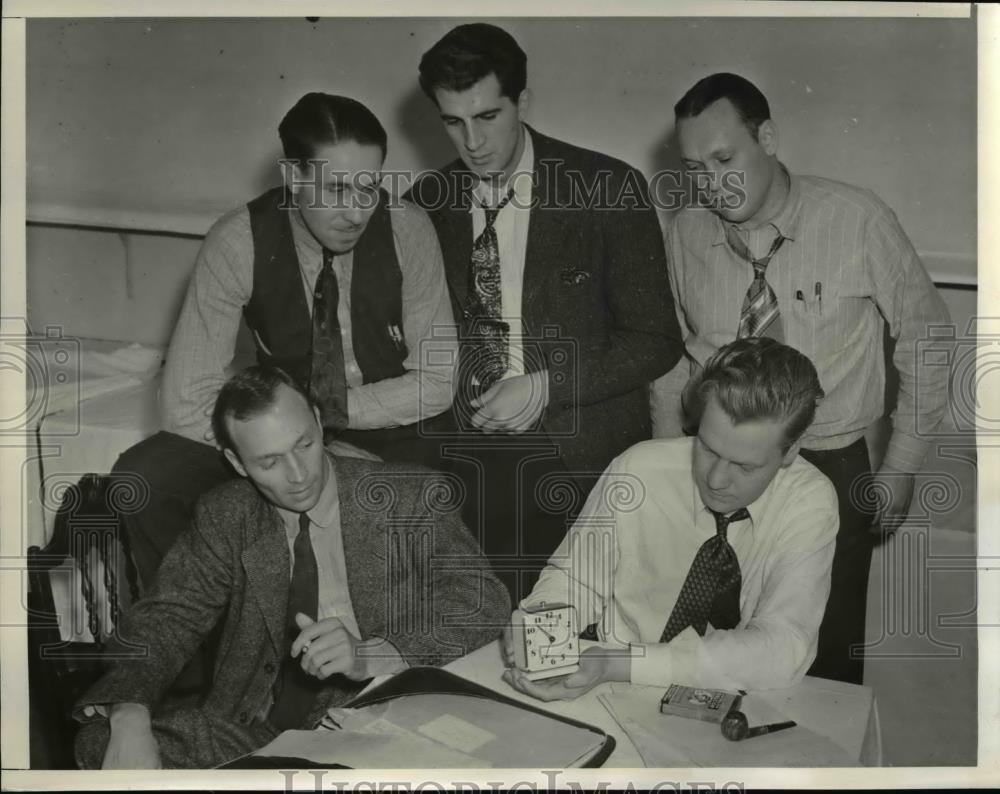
[560,268,591,285]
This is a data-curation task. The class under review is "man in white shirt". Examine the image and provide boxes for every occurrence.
[502,337,838,699]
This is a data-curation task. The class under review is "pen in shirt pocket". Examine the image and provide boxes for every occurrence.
[815,282,822,315]
[388,323,405,349]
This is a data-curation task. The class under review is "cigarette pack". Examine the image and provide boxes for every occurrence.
[659,684,742,723]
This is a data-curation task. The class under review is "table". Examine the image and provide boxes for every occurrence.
[442,641,882,767]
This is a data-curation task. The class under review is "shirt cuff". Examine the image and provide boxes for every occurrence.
[882,431,931,474]
[628,642,674,689]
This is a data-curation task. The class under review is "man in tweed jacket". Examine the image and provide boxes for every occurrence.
[73,366,509,769]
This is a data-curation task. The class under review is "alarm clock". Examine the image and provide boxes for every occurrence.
[511,603,580,681]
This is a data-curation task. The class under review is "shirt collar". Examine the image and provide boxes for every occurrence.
[711,161,802,247]
[277,452,339,531]
[471,124,534,210]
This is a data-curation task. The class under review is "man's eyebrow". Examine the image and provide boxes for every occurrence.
[439,107,503,121]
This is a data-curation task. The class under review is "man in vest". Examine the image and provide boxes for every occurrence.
[114,92,457,596]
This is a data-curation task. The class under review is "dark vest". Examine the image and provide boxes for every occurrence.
[244,187,407,391]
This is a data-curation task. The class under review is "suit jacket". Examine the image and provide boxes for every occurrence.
[74,457,510,730]
[406,127,683,476]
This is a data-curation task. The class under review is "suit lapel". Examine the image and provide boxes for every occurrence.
[523,128,573,335]
[333,458,389,640]
[242,507,290,656]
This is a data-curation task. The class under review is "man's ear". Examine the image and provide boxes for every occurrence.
[223,447,248,478]
[757,119,779,157]
[781,437,802,468]
[516,87,531,122]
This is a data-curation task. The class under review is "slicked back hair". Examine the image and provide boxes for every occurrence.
[211,365,316,455]
[675,72,771,141]
[687,337,824,453]
[278,92,387,167]
[418,23,527,102]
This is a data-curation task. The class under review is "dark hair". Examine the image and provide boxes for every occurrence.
[211,365,315,454]
[686,338,824,452]
[418,23,527,102]
[278,92,387,166]
[674,72,771,141]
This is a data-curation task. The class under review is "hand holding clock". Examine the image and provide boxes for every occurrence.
[502,646,631,702]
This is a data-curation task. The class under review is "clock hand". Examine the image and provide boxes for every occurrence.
[537,627,556,643]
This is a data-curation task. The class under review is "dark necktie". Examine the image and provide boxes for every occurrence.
[724,223,787,341]
[269,512,321,731]
[310,248,349,433]
[463,189,514,393]
[660,507,749,643]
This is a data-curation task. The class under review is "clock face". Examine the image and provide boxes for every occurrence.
[513,605,580,676]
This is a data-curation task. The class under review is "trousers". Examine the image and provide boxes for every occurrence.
[800,437,877,685]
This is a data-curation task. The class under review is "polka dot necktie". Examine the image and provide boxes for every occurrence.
[659,507,749,643]
[270,512,321,730]
[309,247,349,433]
[461,189,514,394]
[725,222,787,342]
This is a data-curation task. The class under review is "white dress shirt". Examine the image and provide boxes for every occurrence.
[522,437,839,691]
[470,126,534,380]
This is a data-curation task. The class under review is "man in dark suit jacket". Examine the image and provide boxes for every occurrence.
[406,23,683,601]
[73,366,509,769]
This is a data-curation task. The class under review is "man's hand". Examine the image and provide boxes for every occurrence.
[869,466,916,538]
[500,623,515,668]
[102,703,160,769]
[470,370,549,433]
[500,646,630,702]
[291,613,405,681]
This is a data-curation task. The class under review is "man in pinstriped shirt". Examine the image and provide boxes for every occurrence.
[654,72,950,684]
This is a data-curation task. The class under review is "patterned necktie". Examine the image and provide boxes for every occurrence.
[725,223,787,341]
[270,512,322,730]
[310,248,349,433]
[463,189,514,393]
[660,507,749,643]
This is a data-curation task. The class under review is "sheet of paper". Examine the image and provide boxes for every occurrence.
[254,726,492,768]
[417,714,497,754]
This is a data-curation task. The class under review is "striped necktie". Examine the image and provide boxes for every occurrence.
[725,223,787,341]
[660,507,749,643]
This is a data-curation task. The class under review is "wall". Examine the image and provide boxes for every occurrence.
[27,16,976,286]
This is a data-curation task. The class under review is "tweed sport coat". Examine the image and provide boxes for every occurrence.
[74,456,510,730]
[406,127,684,477]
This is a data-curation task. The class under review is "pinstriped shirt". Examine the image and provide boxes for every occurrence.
[163,198,457,444]
[666,166,950,473]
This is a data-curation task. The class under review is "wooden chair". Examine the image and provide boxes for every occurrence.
[27,472,142,768]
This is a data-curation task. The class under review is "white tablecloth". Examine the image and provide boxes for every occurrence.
[442,641,882,767]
